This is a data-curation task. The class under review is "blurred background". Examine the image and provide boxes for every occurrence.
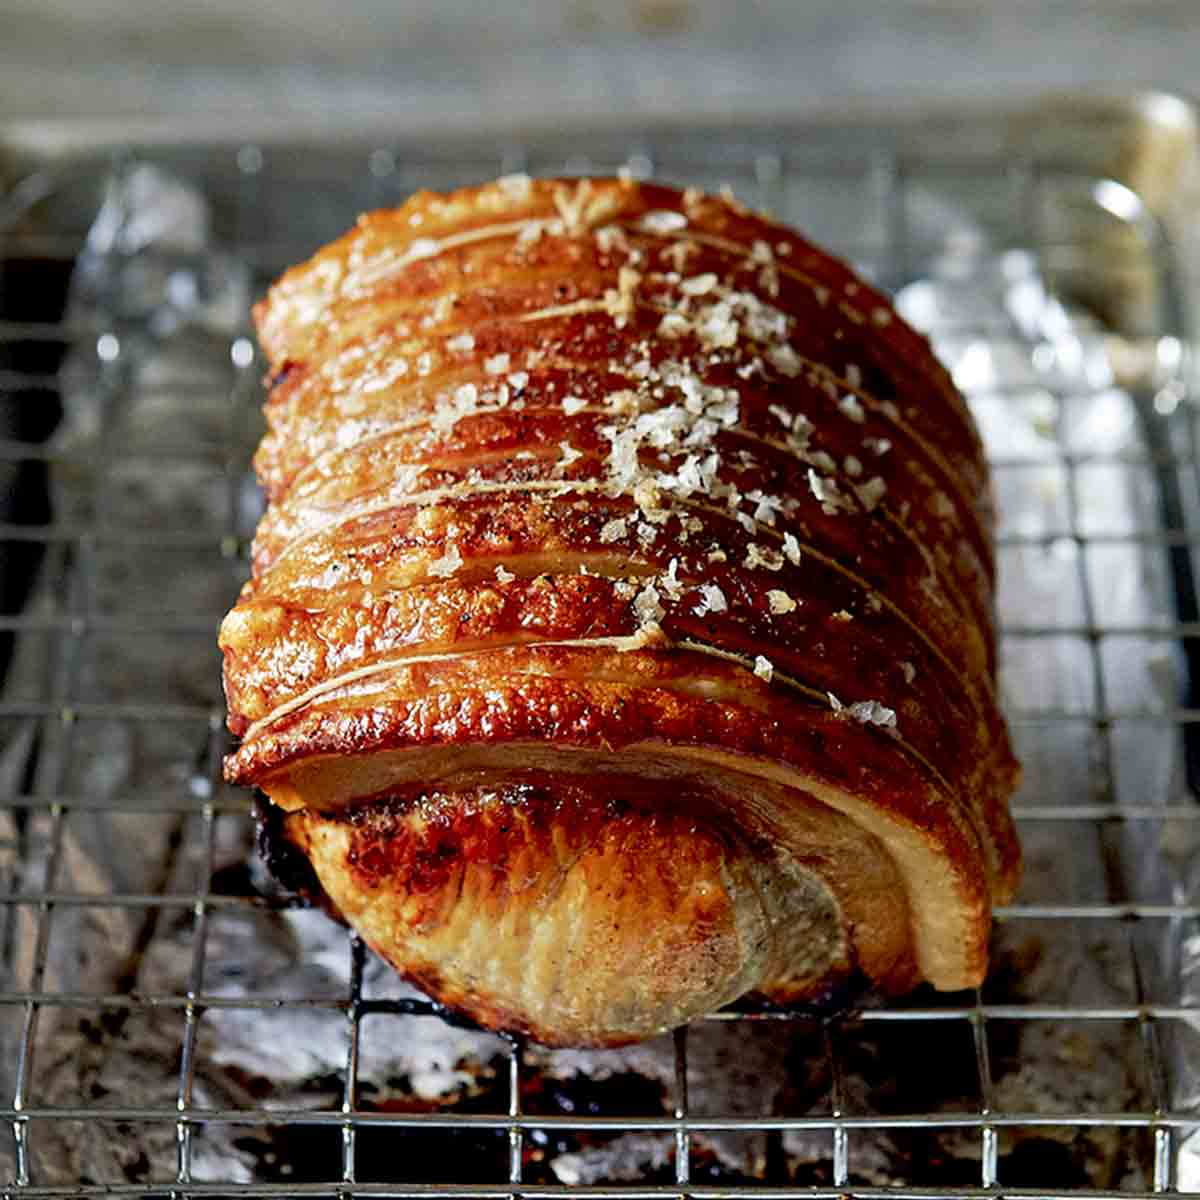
[0,0,1197,128]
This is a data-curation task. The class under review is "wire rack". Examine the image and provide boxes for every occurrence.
[1,116,1200,1197]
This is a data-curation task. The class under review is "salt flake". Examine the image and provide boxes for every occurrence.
[633,582,665,624]
[428,545,464,578]
[767,589,797,614]
[856,476,887,512]
[694,583,728,616]
[660,558,684,601]
[744,543,784,571]
[599,518,628,544]
[680,273,718,296]
[847,700,898,728]
[639,209,688,234]
[838,393,866,423]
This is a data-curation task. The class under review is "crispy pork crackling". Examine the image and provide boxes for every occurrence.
[221,176,1021,1046]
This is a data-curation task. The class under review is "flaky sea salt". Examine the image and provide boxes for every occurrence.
[657,312,691,339]
[659,558,684,601]
[603,266,642,325]
[680,273,718,296]
[856,476,887,512]
[694,583,728,616]
[767,344,802,377]
[633,582,665,624]
[767,589,797,614]
[744,543,784,571]
[428,545,464,578]
[847,700,898,728]
[838,393,866,423]
[639,209,688,234]
[827,691,897,728]
[808,469,852,515]
[695,301,739,349]
[430,382,480,434]
[599,518,628,544]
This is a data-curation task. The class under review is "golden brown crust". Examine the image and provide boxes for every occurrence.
[284,777,857,1046]
[222,175,1021,1045]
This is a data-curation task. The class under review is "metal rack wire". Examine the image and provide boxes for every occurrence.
[1,123,1199,1197]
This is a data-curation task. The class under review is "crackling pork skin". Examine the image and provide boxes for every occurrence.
[221,175,1021,1046]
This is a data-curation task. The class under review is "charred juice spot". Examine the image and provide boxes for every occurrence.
[737,965,869,1016]
[254,793,323,899]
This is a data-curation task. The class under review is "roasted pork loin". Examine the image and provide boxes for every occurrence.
[222,176,1020,1046]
